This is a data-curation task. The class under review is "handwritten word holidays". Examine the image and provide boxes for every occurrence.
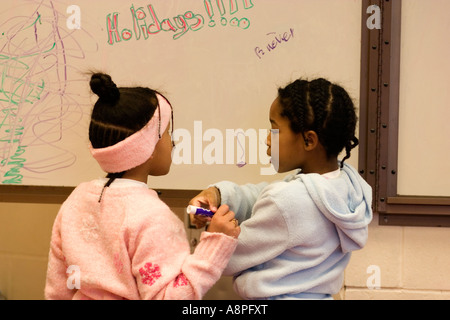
[107,0,255,44]
[255,28,295,60]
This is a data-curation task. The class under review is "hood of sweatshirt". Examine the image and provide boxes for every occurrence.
[300,163,373,253]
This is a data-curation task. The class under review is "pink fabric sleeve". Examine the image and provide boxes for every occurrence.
[129,206,237,300]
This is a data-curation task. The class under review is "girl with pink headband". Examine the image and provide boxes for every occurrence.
[45,73,240,300]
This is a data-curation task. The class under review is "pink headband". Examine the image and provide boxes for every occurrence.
[89,94,172,173]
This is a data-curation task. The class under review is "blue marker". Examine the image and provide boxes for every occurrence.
[186,205,214,217]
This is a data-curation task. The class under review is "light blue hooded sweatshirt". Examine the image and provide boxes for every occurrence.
[215,163,373,300]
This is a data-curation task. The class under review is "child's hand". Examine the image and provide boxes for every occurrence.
[207,205,240,239]
[189,187,221,228]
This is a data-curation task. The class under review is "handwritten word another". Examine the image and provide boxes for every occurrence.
[255,28,295,60]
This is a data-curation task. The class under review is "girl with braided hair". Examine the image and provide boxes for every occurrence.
[190,78,373,300]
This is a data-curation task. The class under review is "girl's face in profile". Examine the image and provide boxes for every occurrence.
[266,97,306,173]
[147,124,173,176]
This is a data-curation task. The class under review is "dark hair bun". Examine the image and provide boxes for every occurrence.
[90,73,120,103]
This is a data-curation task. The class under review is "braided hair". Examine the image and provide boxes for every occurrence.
[278,78,358,168]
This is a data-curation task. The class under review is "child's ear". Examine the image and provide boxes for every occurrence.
[303,130,319,150]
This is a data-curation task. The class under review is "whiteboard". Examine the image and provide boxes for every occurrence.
[398,0,450,197]
[0,0,362,189]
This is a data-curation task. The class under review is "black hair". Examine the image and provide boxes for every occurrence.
[89,73,159,149]
[89,73,173,201]
[278,78,358,168]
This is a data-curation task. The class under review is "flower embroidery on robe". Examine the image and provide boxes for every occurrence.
[139,263,161,286]
[173,274,189,288]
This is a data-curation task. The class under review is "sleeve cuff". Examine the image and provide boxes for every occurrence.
[193,231,238,271]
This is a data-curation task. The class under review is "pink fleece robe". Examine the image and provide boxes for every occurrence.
[45,178,237,300]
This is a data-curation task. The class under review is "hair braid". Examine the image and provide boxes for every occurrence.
[307,78,332,138]
[279,80,309,134]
